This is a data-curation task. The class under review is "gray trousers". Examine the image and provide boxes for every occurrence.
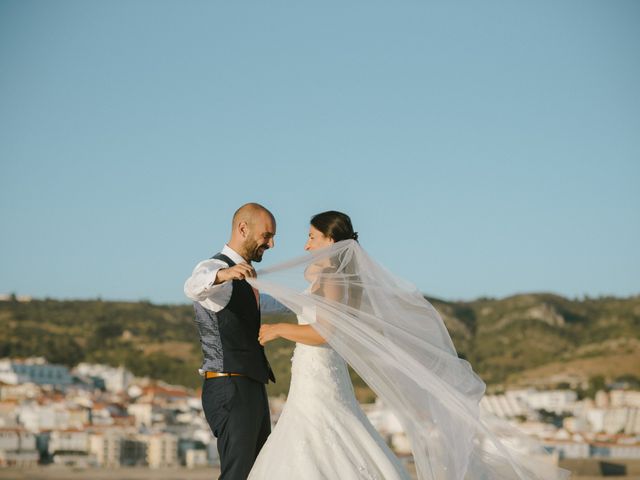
[202,376,271,480]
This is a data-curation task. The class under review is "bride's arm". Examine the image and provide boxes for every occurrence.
[259,269,344,347]
[259,323,325,346]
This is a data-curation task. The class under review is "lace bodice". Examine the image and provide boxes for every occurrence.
[288,310,358,409]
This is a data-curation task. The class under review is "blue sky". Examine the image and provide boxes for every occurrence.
[1,1,638,304]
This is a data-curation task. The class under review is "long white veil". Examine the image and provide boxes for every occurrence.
[248,240,569,480]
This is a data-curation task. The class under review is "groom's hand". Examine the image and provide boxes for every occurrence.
[215,264,256,284]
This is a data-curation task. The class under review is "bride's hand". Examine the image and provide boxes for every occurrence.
[258,324,281,346]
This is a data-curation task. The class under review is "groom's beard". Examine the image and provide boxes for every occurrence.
[245,238,270,262]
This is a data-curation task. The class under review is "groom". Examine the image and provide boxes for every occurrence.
[184,203,276,479]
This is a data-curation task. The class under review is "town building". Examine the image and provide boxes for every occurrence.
[0,358,72,388]
[145,432,178,468]
[74,363,134,394]
[0,427,39,467]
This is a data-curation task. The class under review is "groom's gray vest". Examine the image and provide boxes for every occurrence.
[193,253,275,384]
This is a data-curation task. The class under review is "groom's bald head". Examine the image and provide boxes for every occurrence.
[229,203,276,262]
[232,203,275,229]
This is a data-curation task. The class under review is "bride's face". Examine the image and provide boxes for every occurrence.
[304,225,334,251]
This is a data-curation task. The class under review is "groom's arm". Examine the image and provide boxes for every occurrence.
[183,258,232,308]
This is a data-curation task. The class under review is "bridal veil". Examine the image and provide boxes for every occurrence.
[247,240,569,480]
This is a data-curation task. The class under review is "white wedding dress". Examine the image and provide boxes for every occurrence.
[248,309,411,480]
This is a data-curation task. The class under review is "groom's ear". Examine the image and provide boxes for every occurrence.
[238,221,249,239]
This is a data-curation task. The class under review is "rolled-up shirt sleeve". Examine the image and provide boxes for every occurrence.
[184,259,232,310]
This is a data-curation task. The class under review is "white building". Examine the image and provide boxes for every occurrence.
[128,402,165,428]
[50,429,89,453]
[563,416,591,433]
[0,427,39,467]
[17,402,73,432]
[363,398,404,435]
[89,431,123,467]
[515,420,559,439]
[185,448,208,468]
[50,429,92,467]
[0,401,19,428]
[622,408,640,434]
[611,390,640,409]
[0,383,42,402]
[481,393,527,418]
[89,429,150,467]
[90,403,115,426]
[74,363,133,393]
[207,440,220,466]
[0,294,32,302]
[0,427,36,451]
[0,448,39,467]
[542,440,590,459]
[585,407,640,434]
[145,432,178,468]
[0,362,29,385]
[591,442,640,459]
[519,390,578,414]
[595,390,610,408]
[0,358,72,387]
[390,432,412,455]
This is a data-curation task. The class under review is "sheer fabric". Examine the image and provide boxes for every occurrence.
[248,240,569,480]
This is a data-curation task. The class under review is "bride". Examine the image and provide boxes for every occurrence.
[249,211,411,479]
[247,211,569,480]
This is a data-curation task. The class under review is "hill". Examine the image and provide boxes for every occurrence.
[1,293,638,399]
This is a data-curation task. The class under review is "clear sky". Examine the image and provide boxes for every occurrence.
[1,1,638,304]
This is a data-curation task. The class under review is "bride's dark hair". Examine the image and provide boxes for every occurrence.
[310,211,359,242]
[310,210,362,309]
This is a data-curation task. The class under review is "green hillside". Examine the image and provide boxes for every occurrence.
[1,293,638,399]
[433,293,640,389]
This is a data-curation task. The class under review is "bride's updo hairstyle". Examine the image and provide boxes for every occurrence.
[310,211,359,243]
[310,210,362,308]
